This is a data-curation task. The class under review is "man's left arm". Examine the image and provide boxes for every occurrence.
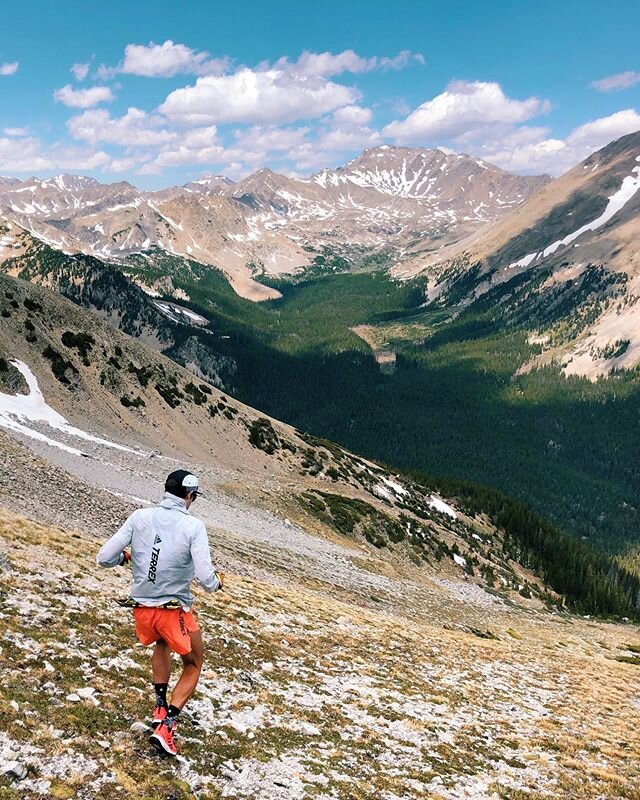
[96,513,136,568]
[191,523,222,592]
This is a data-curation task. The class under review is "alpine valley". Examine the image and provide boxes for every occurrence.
[2,136,640,557]
[1,131,640,798]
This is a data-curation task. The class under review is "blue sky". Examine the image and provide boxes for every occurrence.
[1,0,639,187]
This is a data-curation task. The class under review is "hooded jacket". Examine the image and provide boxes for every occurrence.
[96,492,220,610]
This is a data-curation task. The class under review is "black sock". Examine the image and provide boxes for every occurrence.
[167,704,181,720]
[154,683,168,709]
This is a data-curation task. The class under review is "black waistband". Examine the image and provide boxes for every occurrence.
[117,597,183,609]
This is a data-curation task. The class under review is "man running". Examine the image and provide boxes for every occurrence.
[97,469,223,756]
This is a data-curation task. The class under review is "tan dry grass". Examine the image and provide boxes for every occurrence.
[1,511,640,799]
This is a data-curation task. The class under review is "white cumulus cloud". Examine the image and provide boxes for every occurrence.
[71,62,90,81]
[67,108,176,147]
[54,84,115,109]
[0,62,18,76]
[153,141,224,168]
[0,135,110,173]
[473,128,567,174]
[590,71,640,92]
[108,155,150,173]
[274,49,424,77]
[0,136,47,171]
[232,125,310,153]
[119,40,229,78]
[318,127,381,154]
[159,68,359,125]
[473,110,640,175]
[383,80,549,144]
[565,109,640,149]
[151,146,220,169]
[142,125,300,173]
[331,105,373,127]
[312,105,380,154]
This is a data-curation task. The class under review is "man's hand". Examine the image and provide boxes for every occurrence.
[120,549,132,566]
[215,571,225,591]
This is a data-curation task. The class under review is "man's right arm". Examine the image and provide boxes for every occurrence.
[96,513,136,568]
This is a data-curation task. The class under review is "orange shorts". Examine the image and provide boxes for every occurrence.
[133,607,199,655]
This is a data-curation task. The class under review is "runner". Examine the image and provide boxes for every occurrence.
[97,469,223,756]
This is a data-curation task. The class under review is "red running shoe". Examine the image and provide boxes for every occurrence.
[149,718,178,756]
[151,703,167,730]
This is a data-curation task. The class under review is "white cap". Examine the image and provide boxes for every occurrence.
[182,473,199,490]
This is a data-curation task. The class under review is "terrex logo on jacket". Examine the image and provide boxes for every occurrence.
[96,493,220,609]
[148,534,162,584]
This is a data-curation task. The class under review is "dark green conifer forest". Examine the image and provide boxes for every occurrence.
[152,266,640,564]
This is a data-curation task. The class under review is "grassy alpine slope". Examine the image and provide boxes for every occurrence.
[2,510,640,800]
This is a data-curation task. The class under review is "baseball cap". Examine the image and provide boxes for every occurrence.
[165,469,201,499]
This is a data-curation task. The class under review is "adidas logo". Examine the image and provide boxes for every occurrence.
[154,534,162,545]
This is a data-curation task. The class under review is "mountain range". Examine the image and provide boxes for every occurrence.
[0,146,549,300]
[1,130,640,800]
[3,133,640,379]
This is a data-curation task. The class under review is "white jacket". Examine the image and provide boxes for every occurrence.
[97,492,220,610]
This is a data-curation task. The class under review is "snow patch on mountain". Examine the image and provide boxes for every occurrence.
[508,162,640,270]
[429,496,457,518]
[0,360,143,456]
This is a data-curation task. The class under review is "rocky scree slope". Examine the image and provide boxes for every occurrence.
[0,501,640,799]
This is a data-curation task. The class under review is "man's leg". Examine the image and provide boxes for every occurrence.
[152,638,172,683]
[149,631,203,755]
[168,630,204,710]
[150,638,172,724]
